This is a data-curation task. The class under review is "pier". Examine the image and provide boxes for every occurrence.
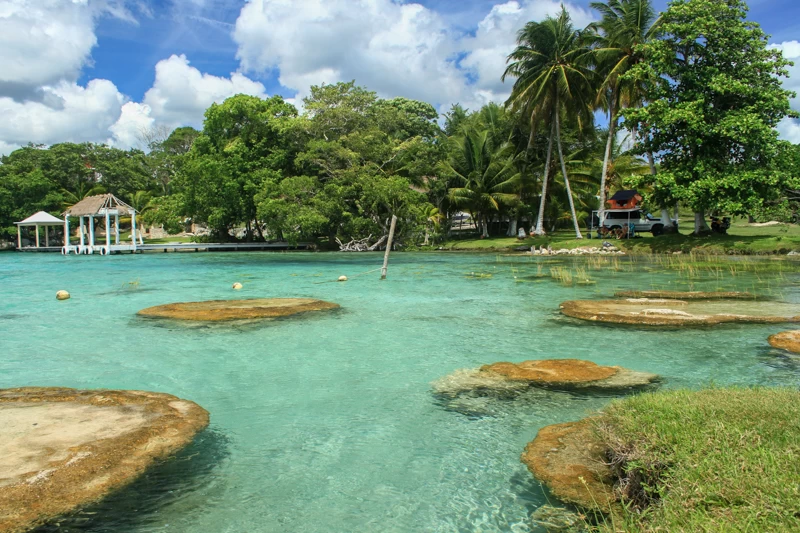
[18,242,310,254]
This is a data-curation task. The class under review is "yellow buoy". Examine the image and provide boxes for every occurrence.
[232,282,243,290]
[338,276,348,282]
[56,290,70,301]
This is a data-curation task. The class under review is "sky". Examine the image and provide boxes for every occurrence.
[1,0,799,155]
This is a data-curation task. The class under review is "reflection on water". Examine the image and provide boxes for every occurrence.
[1,252,798,532]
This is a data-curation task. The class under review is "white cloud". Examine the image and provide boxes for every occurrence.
[0,0,142,100]
[777,118,800,144]
[2,0,599,151]
[108,101,155,149]
[0,0,97,97]
[459,1,595,108]
[768,40,800,144]
[141,54,268,129]
[0,141,21,157]
[0,79,126,147]
[234,0,465,107]
[233,0,595,113]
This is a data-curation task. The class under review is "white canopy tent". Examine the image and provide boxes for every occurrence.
[14,211,64,249]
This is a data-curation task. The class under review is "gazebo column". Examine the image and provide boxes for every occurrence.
[131,210,137,251]
[115,214,120,245]
[35,226,40,248]
[17,226,22,249]
[79,218,85,247]
[45,225,49,247]
[64,217,70,248]
[89,216,95,248]
[105,211,111,252]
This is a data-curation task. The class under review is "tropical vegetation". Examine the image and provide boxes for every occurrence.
[1,0,798,246]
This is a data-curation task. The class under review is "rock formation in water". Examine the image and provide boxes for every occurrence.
[614,290,756,300]
[768,330,800,354]
[138,298,339,321]
[0,387,208,533]
[521,419,616,513]
[561,298,800,326]
[432,359,658,397]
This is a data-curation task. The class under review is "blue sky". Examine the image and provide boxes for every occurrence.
[2,0,799,154]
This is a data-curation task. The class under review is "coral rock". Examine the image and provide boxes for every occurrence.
[561,299,800,326]
[138,298,339,322]
[768,330,800,354]
[522,419,615,512]
[0,387,208,533]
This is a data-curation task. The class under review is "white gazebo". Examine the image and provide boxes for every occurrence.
[62,194,142,255]
[14,211,65,249]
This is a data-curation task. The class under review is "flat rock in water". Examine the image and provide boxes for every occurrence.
[138,298,339,321]
[614,290,756,300]
[432,359,658,396]
[561,299,800,326]
[768,330,800,354]
[521,419,615,513]
[0,387,208,533]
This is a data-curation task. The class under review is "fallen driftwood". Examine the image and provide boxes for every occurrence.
[336,234,388,252]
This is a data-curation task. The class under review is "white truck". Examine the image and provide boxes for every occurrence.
[590,209,678,237]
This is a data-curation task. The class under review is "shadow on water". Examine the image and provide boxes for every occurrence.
[32,428,230,533]
[431,385,639,419]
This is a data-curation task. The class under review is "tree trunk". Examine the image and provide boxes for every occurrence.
[481,215,489,238]
[693,211,710,234]
[554,100,582,239]
[507,216,517,237]
[533,121,556,235]
[598,90,617,228]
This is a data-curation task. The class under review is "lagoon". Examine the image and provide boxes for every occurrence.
[1,252,798,532]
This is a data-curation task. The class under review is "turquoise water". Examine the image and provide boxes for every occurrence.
[1,252,799,533]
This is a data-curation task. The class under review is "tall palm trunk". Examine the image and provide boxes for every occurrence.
[554,96,583,239]
[598,89,617,227]
[533,121,556,235]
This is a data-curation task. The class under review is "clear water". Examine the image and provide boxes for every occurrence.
[1,252,798,533]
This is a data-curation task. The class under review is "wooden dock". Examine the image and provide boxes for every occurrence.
[17,242,310,254]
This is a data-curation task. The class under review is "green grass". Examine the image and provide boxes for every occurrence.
[438,221,800,255]
[143,236,197,244]
[594,388,800,533]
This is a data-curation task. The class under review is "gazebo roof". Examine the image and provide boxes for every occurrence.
[64,194,134,216]
[15,211,64,225]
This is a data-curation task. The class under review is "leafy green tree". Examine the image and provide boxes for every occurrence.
[504,7,595,238]
[623,0,797,233]
[176,94,297,239]
[0,145,62,239]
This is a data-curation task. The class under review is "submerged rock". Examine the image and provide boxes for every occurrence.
[138,297,339,322]
[561,298,800,326]
[431,359,659,396]
[0,387,208,533]
[521,419,615,513]
[432,359,658,397]
[768,330,800,354]
[614,290,756,300]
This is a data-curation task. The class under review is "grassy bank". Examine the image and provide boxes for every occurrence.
[436,221,800,255]
[594,388,800,532]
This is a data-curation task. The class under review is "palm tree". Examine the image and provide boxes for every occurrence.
[587,0,660,225]
[503,6,595,238]
[60,181,105,210]
[441,126,520,238]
